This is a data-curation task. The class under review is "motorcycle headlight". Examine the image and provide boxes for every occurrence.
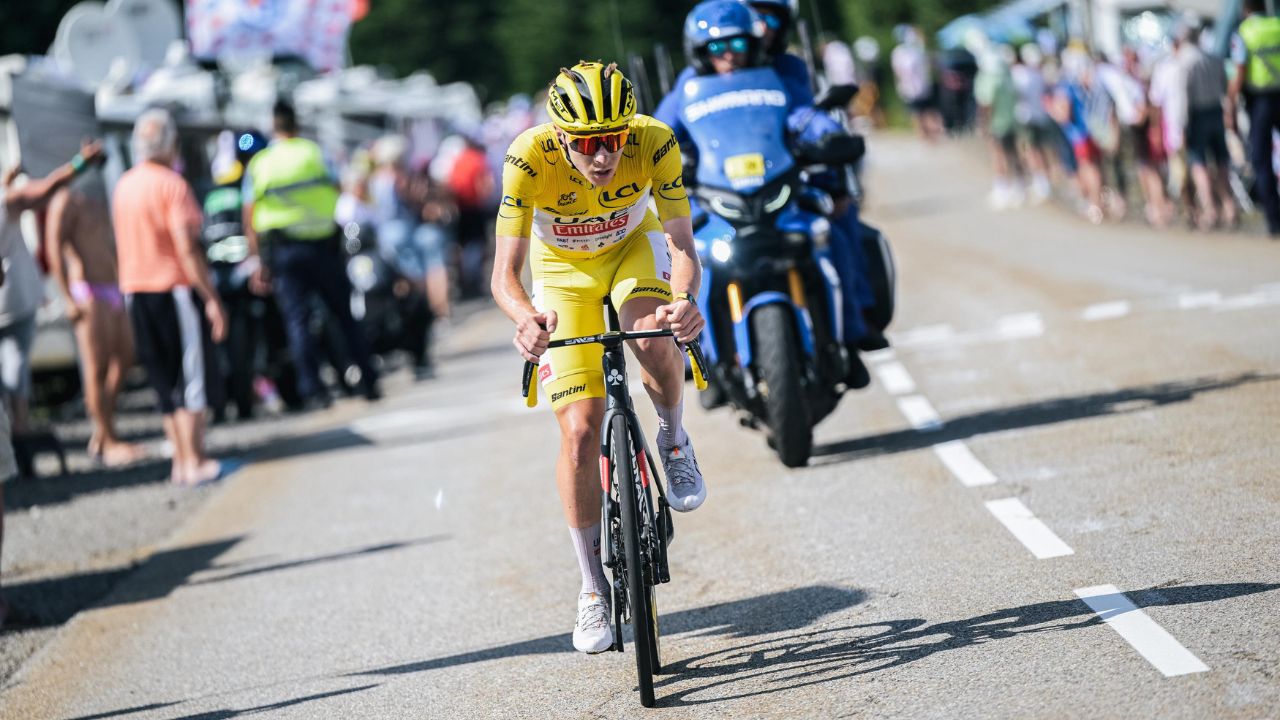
[347,255,378,292]
[711,238,733,263]
[810,217,831,248]
[763,183,792,214]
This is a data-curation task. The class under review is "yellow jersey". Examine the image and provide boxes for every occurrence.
[496,115,690,255]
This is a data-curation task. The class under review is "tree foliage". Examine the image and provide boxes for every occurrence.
[350,0,1000,102]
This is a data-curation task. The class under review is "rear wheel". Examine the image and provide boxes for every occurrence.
[752,304,812,467]
[611,414,658,707]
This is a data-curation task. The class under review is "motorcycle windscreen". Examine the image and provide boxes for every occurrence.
[679,68,795,194]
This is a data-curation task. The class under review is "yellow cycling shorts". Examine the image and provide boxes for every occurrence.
[532,215,673,410]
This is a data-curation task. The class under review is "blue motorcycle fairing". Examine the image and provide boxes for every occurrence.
[696,262,719,363]
[680,68,795,192]
[734,291,815,368]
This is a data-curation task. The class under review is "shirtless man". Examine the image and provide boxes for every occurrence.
[45,171,144,466]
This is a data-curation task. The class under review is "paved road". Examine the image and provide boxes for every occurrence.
[1,134,1277,719]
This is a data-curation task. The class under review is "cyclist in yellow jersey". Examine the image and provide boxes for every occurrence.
[491,61,706,654]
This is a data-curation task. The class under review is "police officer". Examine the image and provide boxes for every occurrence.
[245,101,381,407]
[1230,0,1280,237]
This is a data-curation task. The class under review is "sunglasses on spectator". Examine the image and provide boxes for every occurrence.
[563,129,630,155]
[758,13,782,30]
[706,36,751,56]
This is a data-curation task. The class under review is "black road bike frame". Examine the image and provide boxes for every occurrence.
[520,300,708,708]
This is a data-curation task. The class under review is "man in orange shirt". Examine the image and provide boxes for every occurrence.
[112,109,228,486]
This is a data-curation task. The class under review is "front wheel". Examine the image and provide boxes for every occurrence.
[611,414,658,707]
[752,304,813,467]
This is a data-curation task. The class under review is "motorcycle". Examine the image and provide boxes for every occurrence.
[681,68,892,467]
[202,184,301,419]
[341,221,432,372]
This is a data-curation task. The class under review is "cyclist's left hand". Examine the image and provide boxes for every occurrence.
[656,297,704,344]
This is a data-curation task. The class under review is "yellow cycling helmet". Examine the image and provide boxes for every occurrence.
[546,61,637,135]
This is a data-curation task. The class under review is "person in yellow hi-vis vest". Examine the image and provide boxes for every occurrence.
[1229,0,1280,236]
[244,101,381,408]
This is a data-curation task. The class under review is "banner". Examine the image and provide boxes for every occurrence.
[186,0,354,72]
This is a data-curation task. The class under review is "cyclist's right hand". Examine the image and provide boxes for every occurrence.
[514,310,557,363]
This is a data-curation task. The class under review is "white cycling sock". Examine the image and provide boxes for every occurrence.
[655,403,686,451]
[569,523,608,596]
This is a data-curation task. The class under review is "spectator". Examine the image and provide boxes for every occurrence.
[1228,0,1280,237]
[245,100,381,407]
[892,26,944,140]
[1150,34,1192,221]
[853,36,888,127]
[820,32,858,88]
[1183,24,1239,230]
[369,135,452,323]
[1011,43,1055,204]
[974,43,1024,209]
[446,133,495,298]
[46,167,145,466]
[113,109,227,486]
[0,141,104,460]
[1049,58,1108,223]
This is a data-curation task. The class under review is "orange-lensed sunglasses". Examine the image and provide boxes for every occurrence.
[563,129,630,155]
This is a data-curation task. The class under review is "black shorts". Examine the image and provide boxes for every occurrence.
[908,95,937,114]
[1186,106,1229,167]
[127,288,220,414]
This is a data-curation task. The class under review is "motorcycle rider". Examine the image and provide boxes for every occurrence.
[654,0,877,387]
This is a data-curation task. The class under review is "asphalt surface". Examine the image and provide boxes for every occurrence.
[1,133,1277,719]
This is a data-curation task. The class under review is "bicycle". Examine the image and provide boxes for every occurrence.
[521,299,708,708]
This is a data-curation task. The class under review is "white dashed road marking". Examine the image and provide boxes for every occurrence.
[875,361,917,395]
[1075,585,1210,677]
[1176,291,1222,310]
[894,324,955,348]
[1081,300,1132,321]
[984,498,1074,559]
[932,440,998,487]
[896,395,944,431]
[995,312,1045,339]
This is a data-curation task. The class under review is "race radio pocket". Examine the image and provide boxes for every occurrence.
[723,153,766,182]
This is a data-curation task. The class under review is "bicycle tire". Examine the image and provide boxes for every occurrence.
[612,413,657,707]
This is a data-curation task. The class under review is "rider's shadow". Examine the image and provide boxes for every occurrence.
[653,582,1280,706]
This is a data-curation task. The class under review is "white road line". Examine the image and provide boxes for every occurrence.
[894,324,955,348]
[995,312,1045,339]
[1075,585,1210,677]
[896,395,944,431]
[933,440,998,486]
[1177,291,1222,310]
[862,348,897,364]
[984,498,1074,559]
[875,361,917,395]
[1215,291,1280,312]
[1081,300,1132,321]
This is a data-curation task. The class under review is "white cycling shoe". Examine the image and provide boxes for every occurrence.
[662,436,706,512]
[573,592,614,654]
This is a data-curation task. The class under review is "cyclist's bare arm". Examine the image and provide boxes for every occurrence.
[656,215,705,343]
[492,233,555,362]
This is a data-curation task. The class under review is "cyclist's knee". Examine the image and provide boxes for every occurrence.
[556,399,601,459]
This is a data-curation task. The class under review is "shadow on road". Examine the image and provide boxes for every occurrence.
[5,426,375,512]
[814,372,1277,465]
[653,582,1280,706]
[3,539,240,631]
[346,585,867,678]
[184,536,449,587]
[62,684,378,720]
[4,535,443,632]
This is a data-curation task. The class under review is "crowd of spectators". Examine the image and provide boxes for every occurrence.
[883,19,1251,234]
